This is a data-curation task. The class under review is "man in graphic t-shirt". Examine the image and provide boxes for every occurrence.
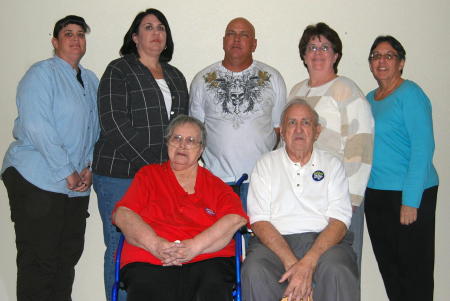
[189,17,286,206]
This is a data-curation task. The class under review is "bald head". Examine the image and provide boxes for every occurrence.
[222,17,257,71]
[225,17,255,38]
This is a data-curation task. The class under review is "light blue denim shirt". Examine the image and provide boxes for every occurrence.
[2,56,99,197]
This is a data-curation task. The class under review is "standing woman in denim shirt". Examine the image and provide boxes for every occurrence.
[92,8,189,301]
[1,15,99,301]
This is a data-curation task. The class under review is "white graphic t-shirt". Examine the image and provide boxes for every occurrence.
[190,60,286,182]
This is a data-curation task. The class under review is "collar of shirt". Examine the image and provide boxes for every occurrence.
[53,55,83,75]
[281,147,318,197]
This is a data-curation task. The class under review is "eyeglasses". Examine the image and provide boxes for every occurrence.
[369,53,398,61]
[168,135,202,149]
[306,44,331,53]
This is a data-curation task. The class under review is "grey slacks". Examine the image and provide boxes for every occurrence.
[242,232,360,301]
[349,201,365,279]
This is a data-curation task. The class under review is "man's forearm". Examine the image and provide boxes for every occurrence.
[302,218,347,265]
[252,221,297,270]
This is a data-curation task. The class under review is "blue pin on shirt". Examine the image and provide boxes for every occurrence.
[312,170,325,181]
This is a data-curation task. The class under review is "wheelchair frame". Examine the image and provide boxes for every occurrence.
[112,174,248,301]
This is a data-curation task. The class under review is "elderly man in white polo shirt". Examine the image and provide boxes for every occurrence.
[242,98,359,301]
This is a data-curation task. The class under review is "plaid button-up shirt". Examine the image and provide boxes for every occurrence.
[93,54,189,178]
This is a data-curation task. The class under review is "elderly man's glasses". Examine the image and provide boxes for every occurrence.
[369,53,398,61]
[168,135,202,149]
[306,44,331,53]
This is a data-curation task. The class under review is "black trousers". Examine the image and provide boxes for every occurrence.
[2,167,89,301]
[121,257,235,301]
[365,186,438,301]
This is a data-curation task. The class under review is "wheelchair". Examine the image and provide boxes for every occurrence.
[112,174,249,301]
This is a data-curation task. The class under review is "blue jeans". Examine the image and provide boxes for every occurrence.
[94,174,133,301]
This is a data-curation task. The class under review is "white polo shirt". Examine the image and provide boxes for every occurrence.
[247,147,352,235]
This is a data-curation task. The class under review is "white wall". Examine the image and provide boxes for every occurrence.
[0,1,449,300]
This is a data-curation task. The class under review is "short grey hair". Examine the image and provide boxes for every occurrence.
[280,97,320,126]
[165,115,207,148]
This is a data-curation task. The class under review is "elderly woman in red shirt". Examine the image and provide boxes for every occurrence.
[113,115,248,301]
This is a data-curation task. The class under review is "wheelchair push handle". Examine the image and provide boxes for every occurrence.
[235,174,248,187]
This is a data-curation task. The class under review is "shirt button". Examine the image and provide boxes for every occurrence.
[172,95,175,99]
[170,111,174,115]
[297,184,300,187]
[297,173,300,176]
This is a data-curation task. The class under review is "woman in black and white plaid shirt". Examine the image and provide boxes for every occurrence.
[92,8,189,301]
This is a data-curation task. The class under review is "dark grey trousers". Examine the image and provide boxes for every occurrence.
[242,232,360,301]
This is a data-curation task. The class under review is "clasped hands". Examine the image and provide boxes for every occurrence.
[279,256,315,301]
[66,168,92,192]
[151,237,201,266]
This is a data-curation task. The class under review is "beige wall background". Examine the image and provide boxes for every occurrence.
[0,0,449,300]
